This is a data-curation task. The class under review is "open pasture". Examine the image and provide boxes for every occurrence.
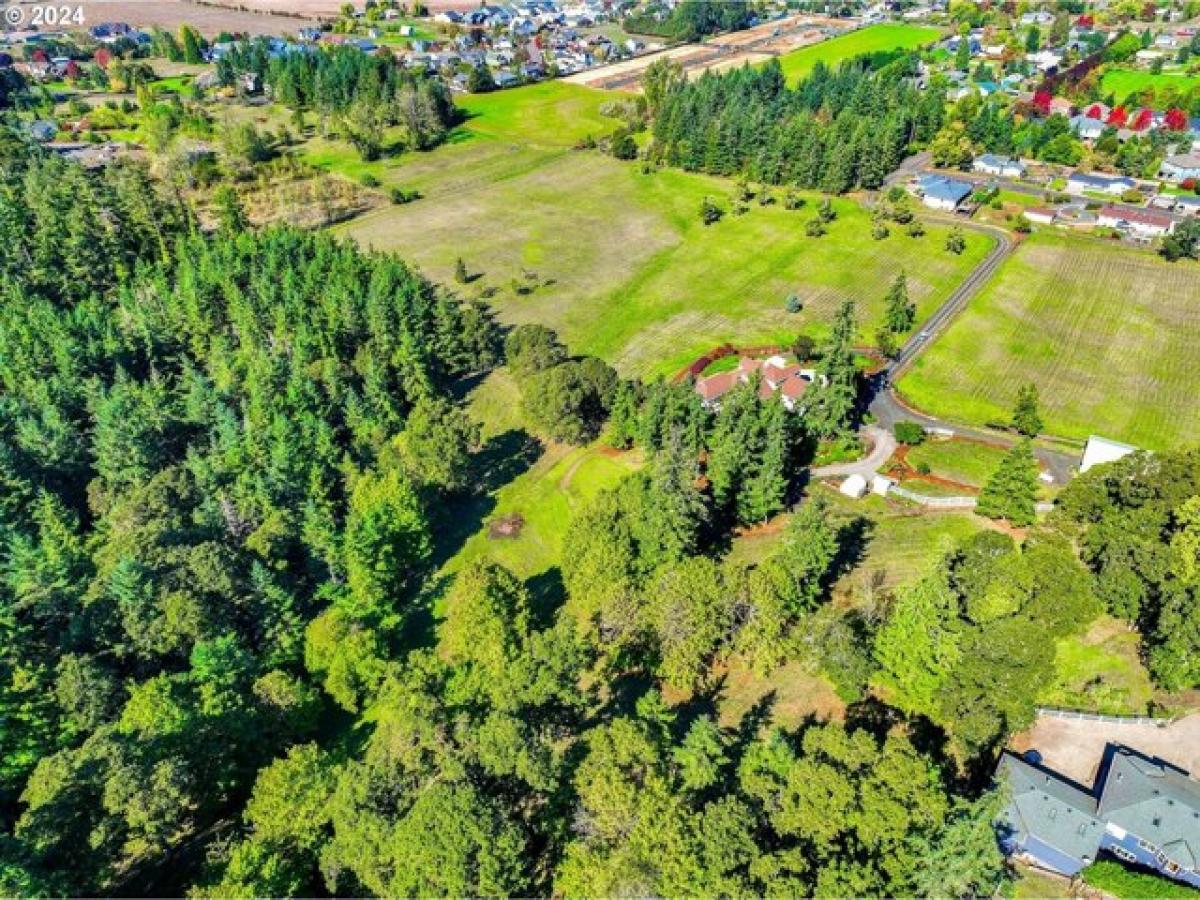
[899,232,1200,451]
[775,23,942,86]
[336,85,991,377]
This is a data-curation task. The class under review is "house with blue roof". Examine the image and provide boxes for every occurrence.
[1066,171,1136,196]
[973,154,1025,178]
[997,746,1200,888]
[916,174,973,210]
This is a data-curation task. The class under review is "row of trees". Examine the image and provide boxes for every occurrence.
[647,54,946,194]
[624,0,750,42]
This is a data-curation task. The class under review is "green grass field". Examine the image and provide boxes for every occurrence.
[335,83,991,376]
[1100,67,1200,99]
[905,438,1009,487]
[731,492,984,594]
[446,442,639,580]
[437,368,642,581]
[898,232,1200,451]
[776,23,942,86]
[1039,617,1155,716]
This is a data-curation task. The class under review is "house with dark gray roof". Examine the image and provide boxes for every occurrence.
[997,746,1200,888]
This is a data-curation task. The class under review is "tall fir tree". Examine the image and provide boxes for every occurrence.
[883,272,915,334]
[976,439,1038,527]
[1011,383,1043,437]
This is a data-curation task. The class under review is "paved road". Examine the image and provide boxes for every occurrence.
[806,188,1082,486]
[864,215,1081,484]
[811,425,895,479]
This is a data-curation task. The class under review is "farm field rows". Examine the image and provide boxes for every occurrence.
[335,82,991,377]
[898,231,1200,451]
[774,23,942,86]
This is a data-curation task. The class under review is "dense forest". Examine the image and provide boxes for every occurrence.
[2,61,1200,891]
[649,54,946,193]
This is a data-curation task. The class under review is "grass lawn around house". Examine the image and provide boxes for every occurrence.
[1100,67,1200,99]
[774,23,942,86]
[1013,866,1073,900]
[336,82,991,377]
[1039,617,1155,716]
[904,438,1010,488]
[898,231,1200,451]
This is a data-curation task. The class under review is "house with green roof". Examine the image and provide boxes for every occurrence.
[997,746,1200,888]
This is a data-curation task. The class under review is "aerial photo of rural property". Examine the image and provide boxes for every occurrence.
[2,0,1200,895]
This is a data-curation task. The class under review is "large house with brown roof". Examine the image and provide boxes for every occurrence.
[694,355,814,413]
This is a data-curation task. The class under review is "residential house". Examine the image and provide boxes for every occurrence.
[1097,205,1176,238]
[1029,49,1064,72]
[1159,153,1200,185]
[1173,195,1200,217]
[1066,172,1136,196]
[997,746,1200,888]
[1070,114,1106,141]
[28,120,56,142]
[973,154,1026,178]
[694,356,813,413]
[1025,207,1057,225]
[1049,95,1073,117]
[916,174,973,211]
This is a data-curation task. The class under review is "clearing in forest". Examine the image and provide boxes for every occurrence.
[898,231,1200,451]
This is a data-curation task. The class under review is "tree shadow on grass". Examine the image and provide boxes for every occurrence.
[426,427,542,571]
[829,514,874,584]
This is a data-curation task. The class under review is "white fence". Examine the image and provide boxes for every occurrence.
[887,485,1056,514]
[1035,706,1174,727]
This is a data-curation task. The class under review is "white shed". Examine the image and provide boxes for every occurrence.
[840,474,869,499]
[1080,435,1138,473]
[871,474,895,496]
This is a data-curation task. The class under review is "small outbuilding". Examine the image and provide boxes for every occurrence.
[840,474,869,499]
[1080,435,1138,473]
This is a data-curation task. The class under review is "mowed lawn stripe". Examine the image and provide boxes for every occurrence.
[899,231,1200,450]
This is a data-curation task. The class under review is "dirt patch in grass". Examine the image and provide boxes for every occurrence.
[487,513,525,540]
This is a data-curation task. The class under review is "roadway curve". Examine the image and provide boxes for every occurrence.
[810,208,1081,484]
[866,216,1081,485]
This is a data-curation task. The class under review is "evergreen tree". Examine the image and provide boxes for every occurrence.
[976,439,1039,527]
[883,272,915,334]
[1011,383,1043,437]
[806,301,859,440]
